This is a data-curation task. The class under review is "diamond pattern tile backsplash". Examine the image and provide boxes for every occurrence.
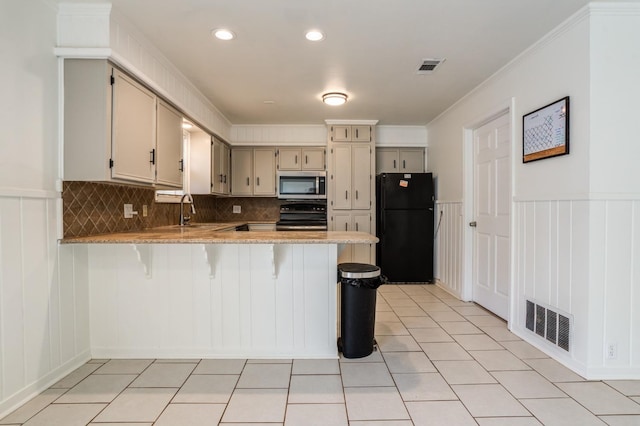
[62,181,282,238]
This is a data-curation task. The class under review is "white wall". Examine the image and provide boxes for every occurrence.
[0,0,91,418]
[428,3,640,378]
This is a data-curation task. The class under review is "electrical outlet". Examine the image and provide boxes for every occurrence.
[233,205,241,214]
[123,204,138,219]
[606,343,617,360]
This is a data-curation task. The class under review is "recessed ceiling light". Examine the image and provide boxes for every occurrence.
[212,28,235,41]
[305,30,325,41]
[322,92,348,106]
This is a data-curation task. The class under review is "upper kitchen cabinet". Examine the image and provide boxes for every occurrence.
[277,147,325,170]
[231,147,276,196]
[331,144,372,210]
[211,137,230,195]
[330,125,372,142]
[376,148,425,174]
[155,100,184,188]
[64,59,182,187]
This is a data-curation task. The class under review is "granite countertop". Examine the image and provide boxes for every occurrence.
[60,222,378,245]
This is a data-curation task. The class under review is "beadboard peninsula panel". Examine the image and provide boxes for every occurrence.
[88,243,338,358]
[0,194,90,418]
[434,201,464,298]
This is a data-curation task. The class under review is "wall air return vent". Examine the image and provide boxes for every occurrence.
[417,58,445,74]
[525,300,571,352]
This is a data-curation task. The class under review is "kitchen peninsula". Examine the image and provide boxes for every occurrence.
[60,226,377,359]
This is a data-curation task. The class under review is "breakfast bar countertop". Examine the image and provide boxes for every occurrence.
[59,223,378,244]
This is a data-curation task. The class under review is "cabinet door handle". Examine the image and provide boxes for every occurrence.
[403,159,406,169]
[393,159,396,169]
[356,190,359,200]
[345,223,348,231]
[179,159,184,172]
[219,174,223,183]
[344,128,348,138]
[223,174,227,183]
[345,190,348,200]
[257,177,260,186]
[295,155,298,164]
[246,177,250,186]
[355,128,359,139]
[356,222,359,231]
[150,149,156,165]
[305,155,308,164]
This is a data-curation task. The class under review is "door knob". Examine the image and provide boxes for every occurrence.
[469,221,477,227]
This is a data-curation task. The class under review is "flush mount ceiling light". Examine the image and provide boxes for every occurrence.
[322,92,348,106]
[305,30,325,41]
[182,120,193,129]
[212,28,235,40]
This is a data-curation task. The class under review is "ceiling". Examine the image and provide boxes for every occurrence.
[62,0,593,125]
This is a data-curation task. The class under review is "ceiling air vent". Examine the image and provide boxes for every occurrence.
[417,58,445,75]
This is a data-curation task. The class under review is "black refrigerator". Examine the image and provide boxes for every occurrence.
[376,173,434,283]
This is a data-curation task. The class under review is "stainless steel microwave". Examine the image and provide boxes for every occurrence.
[277,171,327,199]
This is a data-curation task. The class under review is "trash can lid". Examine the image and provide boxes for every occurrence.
[338,263,381,279]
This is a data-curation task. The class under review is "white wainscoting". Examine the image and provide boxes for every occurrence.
[0,193,90,418]
[87,243,339,359]
[512,199,640,379]
[434,201,464,298]
[230,125,327,146]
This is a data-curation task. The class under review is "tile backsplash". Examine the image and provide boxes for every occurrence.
[62,181,282,238]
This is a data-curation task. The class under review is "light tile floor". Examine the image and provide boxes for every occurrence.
[2,284,640,425]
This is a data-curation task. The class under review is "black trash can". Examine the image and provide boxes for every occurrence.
[338,263,385,358]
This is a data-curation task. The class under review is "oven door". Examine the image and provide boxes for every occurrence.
[277,171,326,199]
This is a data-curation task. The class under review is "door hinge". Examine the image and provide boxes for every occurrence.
[109,158,114,168]
[110,75,115,85]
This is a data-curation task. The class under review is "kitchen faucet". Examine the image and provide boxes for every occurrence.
[179,193,196,226]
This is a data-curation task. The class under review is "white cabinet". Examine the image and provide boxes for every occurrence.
[330,125,372,142]
[375,148,425,174]
[277,147,325,170]
[211,137,230,195]
[231,147,276,196]
[331,144,372,210]
[331,211,374,263]
[155,100,183,188]
[64,59,183,187]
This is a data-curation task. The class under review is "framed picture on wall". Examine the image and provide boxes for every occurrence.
[522,96,569,163]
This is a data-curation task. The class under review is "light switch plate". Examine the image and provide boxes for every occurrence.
[142,205,148,217]
[233,205,241,214]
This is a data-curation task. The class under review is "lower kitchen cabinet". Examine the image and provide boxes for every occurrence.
[331,211,374,264]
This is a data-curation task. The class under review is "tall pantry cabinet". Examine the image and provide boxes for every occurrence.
[326,120,378,264]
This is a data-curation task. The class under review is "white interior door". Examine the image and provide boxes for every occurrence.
[472,113,511,319]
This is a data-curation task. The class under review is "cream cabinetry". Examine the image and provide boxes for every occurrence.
[331,211,374,263]
[189,133,230,195]
[231,147,276,196]
[277,147,325,170]
[327,120,377,264]
[375,147,425,174]
[330,125,372,142]
[331,145,372,210]
[156,100,184,188]
[64,59,182,187]
[211,137,230,195]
